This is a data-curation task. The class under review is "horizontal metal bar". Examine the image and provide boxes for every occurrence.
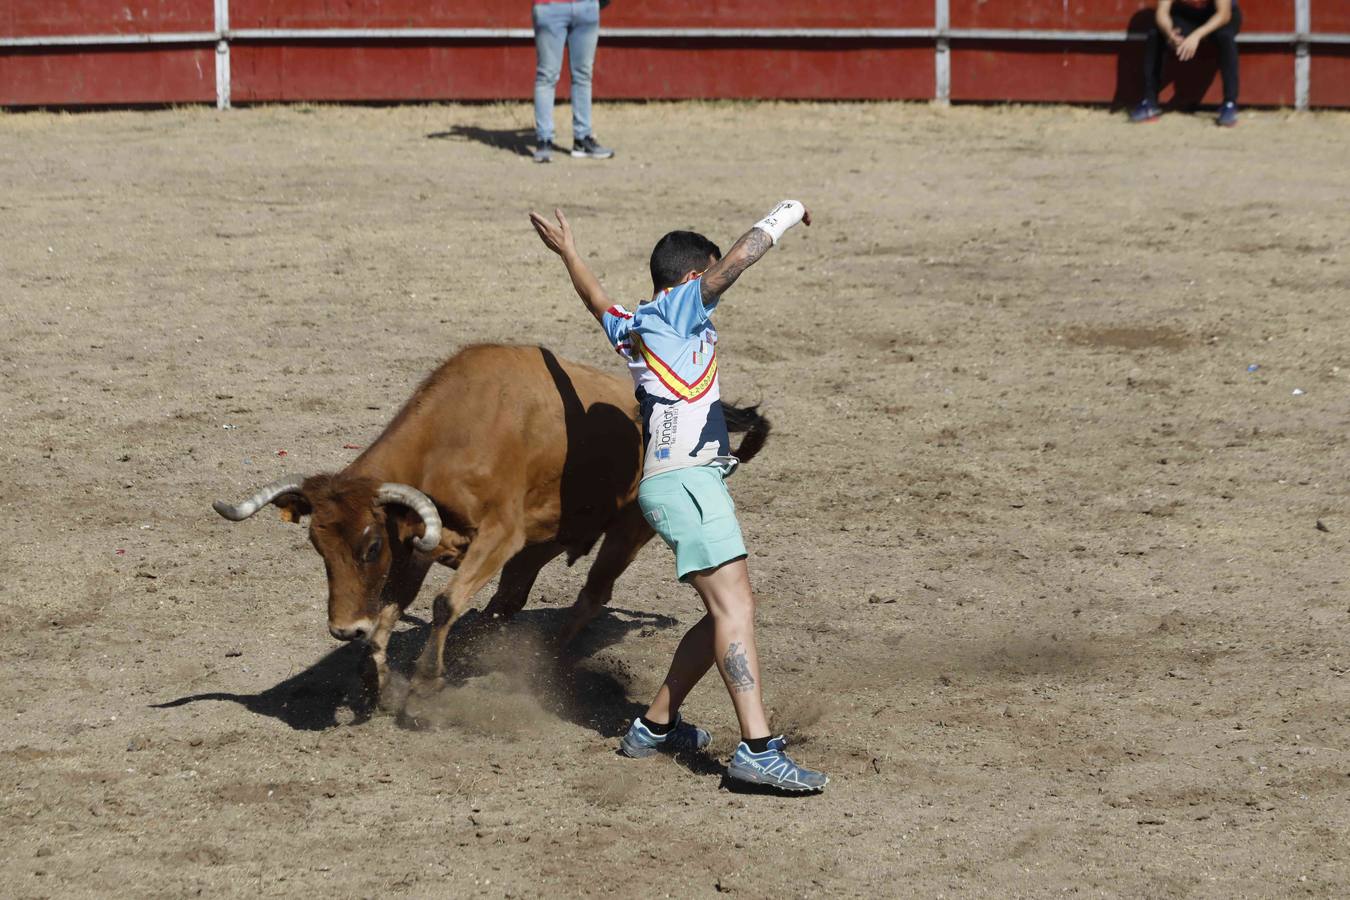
[954,28,1134,41]
[949,28,1308,43]
[228,27,940,40]
[5,26,1350,49]
[0,31,218,47]
[601,27,938,39]
[226,27,535,41]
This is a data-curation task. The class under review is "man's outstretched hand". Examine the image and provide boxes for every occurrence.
[529,207,611,319]
[529,208,576,257]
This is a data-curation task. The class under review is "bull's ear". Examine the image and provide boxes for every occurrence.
[274,493,312,524]
[387,508,424,545]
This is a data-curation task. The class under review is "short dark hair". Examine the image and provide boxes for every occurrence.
[649,230,721,292]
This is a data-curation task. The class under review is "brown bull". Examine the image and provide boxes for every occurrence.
[213,344,767,696]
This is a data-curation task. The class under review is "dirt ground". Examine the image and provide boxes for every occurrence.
[1,100,1348,898]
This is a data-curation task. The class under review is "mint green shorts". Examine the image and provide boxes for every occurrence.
[638,466,747,581]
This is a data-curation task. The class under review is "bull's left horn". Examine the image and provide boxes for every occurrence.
[213,477,306,521]
[376,484,442,552]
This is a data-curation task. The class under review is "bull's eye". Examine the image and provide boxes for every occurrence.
[363,537,383,564]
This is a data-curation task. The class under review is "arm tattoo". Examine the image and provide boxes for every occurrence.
[701,228,774,304]
[724,641,756,693]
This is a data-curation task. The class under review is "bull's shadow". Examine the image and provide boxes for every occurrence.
[151,605,675,736]
[539,346,642,556]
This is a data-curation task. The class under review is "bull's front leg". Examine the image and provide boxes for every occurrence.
[411,520,526,695]
[359,602,405,709]
[362,557,431,709]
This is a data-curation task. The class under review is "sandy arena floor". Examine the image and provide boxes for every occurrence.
[1,101,1348,898]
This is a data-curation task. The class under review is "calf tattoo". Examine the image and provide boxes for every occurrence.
[724,641,756,693]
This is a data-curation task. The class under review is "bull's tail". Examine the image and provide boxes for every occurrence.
[724,402,771,465]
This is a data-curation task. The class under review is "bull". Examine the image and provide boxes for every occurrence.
[213,344,767,699]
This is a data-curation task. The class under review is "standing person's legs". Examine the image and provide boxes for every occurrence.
[1142,23,1166,105]
[625,467,827,789]
[565,0,602,141]
[688,558,771,739]
[1213,7,1242,104]
[635,467,769,739]
[533,4,569,145]
[641,559,770,740]
[641,613,716,725]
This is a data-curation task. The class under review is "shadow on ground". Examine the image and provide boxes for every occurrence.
[151,606,676,735]
[427,125,535,157]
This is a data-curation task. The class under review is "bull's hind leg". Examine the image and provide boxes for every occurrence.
[560,503,656,646]
[412,521,526,692]
[482,543,565,623]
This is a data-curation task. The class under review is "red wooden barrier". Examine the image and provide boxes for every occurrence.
[951,43,1294,106]
[1309,51,1350,106]
[2,1,212,36]
[0,47,215,106]
[950,0,1294,31]
[1,0,1345,109]
[231,40,934,103]
[225,1,931,30]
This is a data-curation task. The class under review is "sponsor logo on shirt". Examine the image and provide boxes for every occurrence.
[655,403,678,461]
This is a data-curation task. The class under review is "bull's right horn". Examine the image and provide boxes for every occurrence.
[375,484,442,553]
[213,477,306,521]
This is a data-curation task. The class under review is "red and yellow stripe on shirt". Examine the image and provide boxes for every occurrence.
[633,333,718,402]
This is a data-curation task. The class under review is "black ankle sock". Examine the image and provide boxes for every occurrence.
[743,735,772,753]
[640,715,674,736]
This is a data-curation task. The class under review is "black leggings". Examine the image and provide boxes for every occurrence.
[1143,4,1243,104]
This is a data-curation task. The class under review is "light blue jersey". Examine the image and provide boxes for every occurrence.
[601,277,735,481]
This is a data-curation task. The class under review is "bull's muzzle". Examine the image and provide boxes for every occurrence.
[329,619,374,642]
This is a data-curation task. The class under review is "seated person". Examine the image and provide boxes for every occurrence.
[1131,0,1242,126]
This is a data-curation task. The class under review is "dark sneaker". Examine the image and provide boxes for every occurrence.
[1130,100,1163,123]
[619,714,711,758]
[726,735,828,792]
[1216,101,1239,127]
[571,135,615,159]
[533,141,555,164]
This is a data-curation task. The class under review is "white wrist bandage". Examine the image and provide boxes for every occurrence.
[753,199,806,245]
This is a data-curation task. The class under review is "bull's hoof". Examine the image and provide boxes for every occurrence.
[408,672,443,699]
[377,672,411,714]
[396,677,442,731]
[395,706,435,732]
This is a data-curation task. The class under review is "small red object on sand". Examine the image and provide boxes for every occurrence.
[343,444,362,450]
[277,449,288,457]
[115,549,126,556]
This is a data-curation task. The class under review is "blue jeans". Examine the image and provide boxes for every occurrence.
[533,1,601,144]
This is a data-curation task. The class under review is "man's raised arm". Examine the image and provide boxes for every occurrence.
[701,200,811,305]
[529,208,613,321]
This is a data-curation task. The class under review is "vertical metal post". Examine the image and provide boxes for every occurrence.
[1294,0,1310,110]
[214,0,231,109]
[934,0,951,104]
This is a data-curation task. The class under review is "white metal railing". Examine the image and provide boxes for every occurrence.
[0,0,1341,110]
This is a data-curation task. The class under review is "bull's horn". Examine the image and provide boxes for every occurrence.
[376,484,442,552]
[212,477,306,521]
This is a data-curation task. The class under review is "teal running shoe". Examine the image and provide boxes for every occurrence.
[727,736,828,792]
[619,714,711,759]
